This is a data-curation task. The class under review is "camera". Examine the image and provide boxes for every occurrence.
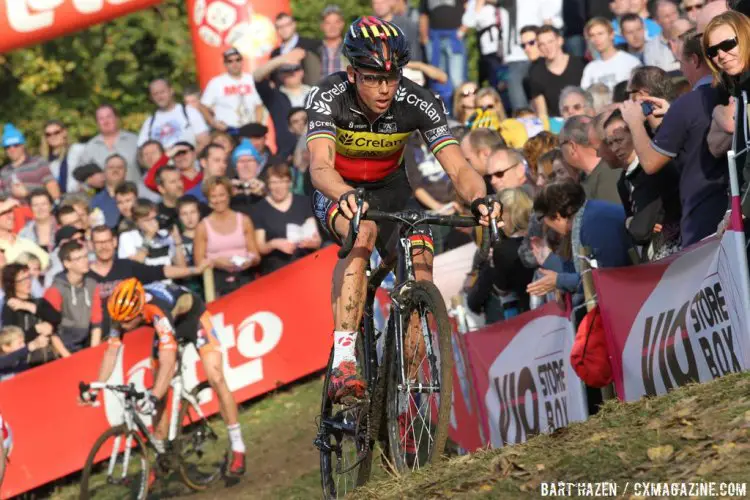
[641,101,654,117]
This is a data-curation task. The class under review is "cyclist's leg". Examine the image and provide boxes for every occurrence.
[150,347,170,451]
[193,312,246,459]
[313,189,375,401]
[406,228,434,380]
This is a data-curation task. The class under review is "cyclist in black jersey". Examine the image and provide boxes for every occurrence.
[306,16,501,404]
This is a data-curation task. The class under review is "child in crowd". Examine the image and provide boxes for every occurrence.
[176,195,204,296]
[14,253,44,298]
[119,199,186,269]
[0,325,52,379]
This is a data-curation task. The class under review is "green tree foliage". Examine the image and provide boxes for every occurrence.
[291,0,373,38]
[0,1,195,150]
[0,0,479,155]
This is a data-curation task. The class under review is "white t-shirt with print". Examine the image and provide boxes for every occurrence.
[137,104,209,148]
[201,73,263,128]
[580,51,642,91]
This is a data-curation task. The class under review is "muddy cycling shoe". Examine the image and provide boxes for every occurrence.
[148,468,157,490]
[227,450,246,477]
[327,361,366,404]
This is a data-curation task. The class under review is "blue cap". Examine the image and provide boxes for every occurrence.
[2,124,25,148]
[232,138,261,164]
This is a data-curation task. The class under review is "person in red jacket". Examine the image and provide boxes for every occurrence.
[143,142,202,194]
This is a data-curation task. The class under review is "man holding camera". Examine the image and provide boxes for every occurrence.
[619,26,728,247]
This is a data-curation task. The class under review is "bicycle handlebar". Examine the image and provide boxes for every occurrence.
[79,381,145,400]
[337,188,501,260]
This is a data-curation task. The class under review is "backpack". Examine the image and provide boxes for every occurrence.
[570,305,612,388]
[147,104,192,140]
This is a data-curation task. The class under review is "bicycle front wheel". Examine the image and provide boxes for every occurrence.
[79,425,150,500]
[318,338,372,500]
[386,280,453,473]
[176,381,225,490]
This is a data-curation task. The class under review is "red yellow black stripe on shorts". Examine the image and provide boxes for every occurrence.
[326,203,343,243]
[408,234,434,254]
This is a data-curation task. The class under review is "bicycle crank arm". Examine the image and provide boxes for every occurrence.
[313,435,333,453]
[320,418,357,434]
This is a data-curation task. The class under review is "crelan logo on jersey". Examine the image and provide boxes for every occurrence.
[395,88,442,124]
[336,130,411,156]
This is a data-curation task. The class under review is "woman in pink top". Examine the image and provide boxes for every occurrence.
[194,176,260,296]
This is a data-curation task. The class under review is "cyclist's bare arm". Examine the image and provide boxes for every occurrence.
[435,144,486,203]
[435,144,499,224]
[309,138,363,219]
[96,342,122,382]
[152,348,177,400]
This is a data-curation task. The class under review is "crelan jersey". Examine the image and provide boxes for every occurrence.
[305,72,458,183]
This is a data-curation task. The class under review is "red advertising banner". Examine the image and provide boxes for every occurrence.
[0,247,337,498]
[593,230,750,402]
[448,329,484,452]
[461,302,588,448]
[0,0,163,53]
[186,0,289,90]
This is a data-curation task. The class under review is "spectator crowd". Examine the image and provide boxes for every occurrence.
[0,0,747,398]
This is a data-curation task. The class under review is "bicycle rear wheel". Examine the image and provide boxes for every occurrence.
[80,425,150,500]
[318,336,372,499]
[176,381,225,490]
[386,280,453,473]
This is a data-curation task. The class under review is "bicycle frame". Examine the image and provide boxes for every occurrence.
[89,343,209,470]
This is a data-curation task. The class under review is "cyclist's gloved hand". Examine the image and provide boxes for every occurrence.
[80,388,99,405]
[470,197,503,227]
[338,189,369,220]
[136,390,159,416]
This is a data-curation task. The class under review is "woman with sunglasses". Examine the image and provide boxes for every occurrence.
[452,82,479,124]
[470,87,529,148]
[703,11,750,230]
[40,120,84,194]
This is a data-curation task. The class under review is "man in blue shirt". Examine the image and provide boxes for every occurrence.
[612,0,661,46]
[91,154,127,228]
[619,28,727,247]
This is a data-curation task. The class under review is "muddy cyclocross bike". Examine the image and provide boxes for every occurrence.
[79,340,227,499]
[314,188,498,498]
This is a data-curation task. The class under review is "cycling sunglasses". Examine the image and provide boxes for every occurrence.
[706,37,738,59]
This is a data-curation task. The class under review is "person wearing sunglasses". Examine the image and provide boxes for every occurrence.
[452,82,479,124]
[703,10,750,232]
[682,0,705,23]
[618,20,729,248]
[200,49,265,133]
[306,16,500,405]
[40,120,85,195]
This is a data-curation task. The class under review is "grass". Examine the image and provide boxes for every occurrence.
[50,368,750,499]
[50,374,335,500]
[352,371,750,499]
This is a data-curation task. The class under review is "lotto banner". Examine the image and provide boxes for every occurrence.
[594,229,750,402]
[461,302,589,448]
[0,0,163,53]
[0,247,337,498]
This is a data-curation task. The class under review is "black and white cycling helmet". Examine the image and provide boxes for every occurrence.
[343,16,411,72]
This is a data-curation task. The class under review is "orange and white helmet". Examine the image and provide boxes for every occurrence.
[107,278,145,323]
